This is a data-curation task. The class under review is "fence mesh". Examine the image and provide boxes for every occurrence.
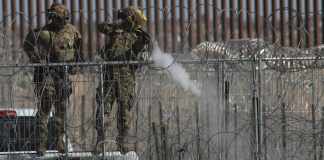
[0,0,323,159]
[0,58,323,160]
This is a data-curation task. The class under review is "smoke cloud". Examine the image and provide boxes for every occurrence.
[151,45,201,96]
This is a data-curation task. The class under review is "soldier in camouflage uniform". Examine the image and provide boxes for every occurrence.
[23,3,82,155]
[96,6,151,154]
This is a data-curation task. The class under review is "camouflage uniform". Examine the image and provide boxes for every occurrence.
[23,3,81,155]
[96,6,151,154]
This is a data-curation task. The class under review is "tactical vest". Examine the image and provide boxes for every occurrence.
[37,24,79,62]
[103,29,138,61]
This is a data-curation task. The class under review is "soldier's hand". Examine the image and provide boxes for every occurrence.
[97,22,117,34]
[70,65,89,75]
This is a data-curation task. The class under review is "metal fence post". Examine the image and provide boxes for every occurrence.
[234,104,238,160]
[206,102,210,160]
[272,0,278,43]
[319,106,324,160]
[63,65,69,160]
[238,0,244,38]
[221,0,228,41]
[152,122,161,160]
[224,80,229,160]
[251,57,261,160]
[19,0,25,45]
[281,102,287,160]
[147,105,152,160]
[87,0,94,59]
[163,0,169,52]
[99,64,105,158]
[159,101,168,160]
[80,95,86,149]
[155,0,161,46]
[176,105,182,160]
[195,102,201,160]
[258,50,263,160]
[312,104,317,160]
[311,69,318,160]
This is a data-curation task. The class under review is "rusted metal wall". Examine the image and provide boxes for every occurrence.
[1,0,324,58]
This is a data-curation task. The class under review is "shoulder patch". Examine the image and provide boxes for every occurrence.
[64,24,81,38]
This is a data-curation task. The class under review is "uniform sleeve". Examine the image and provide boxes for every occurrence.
[135,29,152,61]
[23,30,39,63]
[97,22,115,34]
[142,30,152,51]
[66,28,82,75]
[74,29,84,62]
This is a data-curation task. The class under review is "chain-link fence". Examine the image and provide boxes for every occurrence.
[0,0,323,159]
[0,58,323,159]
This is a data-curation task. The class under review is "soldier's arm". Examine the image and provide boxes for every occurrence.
[142,30,153,51]
[69,30,84,75]
[23,30,39,63]
[97,22,116,34]
[74,30,84,62]
[136,29,153,61]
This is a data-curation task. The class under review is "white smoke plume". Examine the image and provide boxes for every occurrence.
[151,45,201,96]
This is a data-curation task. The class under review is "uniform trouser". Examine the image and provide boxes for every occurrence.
[96,68,135,153]
[34,71,71,153]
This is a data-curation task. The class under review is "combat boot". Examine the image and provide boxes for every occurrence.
[57,136,65,154]
[118,142,136,154]
[117,136,136,154]
[93,131,104,155]
[36,143,47,157]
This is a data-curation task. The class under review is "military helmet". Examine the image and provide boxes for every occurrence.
[117,6,147,28]
[46,3,69,20]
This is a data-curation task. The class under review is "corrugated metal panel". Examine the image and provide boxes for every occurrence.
[196,0,201,43]
[155,0,161,45]
[255,0,261,38]
[247,0,253,38]
[36,0,43,27]
[11,0,17,60]
[305,0,312,47]
[314,0,321,45]
[28,0,34,30]
[79,0,85,57]
[3,0,9,28]
[288,0,295,46]
[171,0,177,52]
[229,0,236,39]
[3,0,324,56]
[280,0,287,46]
[272,0,278,43]
[163,0,169,51]
[179,0,185,49]
[188,0,193,48]
[264,0,269,41]
[19,0,25,44]
[221,0,228,40]
[71,0,77,25]
[297,0,303,47]
[96,0,104,49]
[146,0,152,35]
[87,0,94,58]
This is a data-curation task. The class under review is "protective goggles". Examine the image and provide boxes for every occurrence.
[46,9,68,20]
[117,9,129,20]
